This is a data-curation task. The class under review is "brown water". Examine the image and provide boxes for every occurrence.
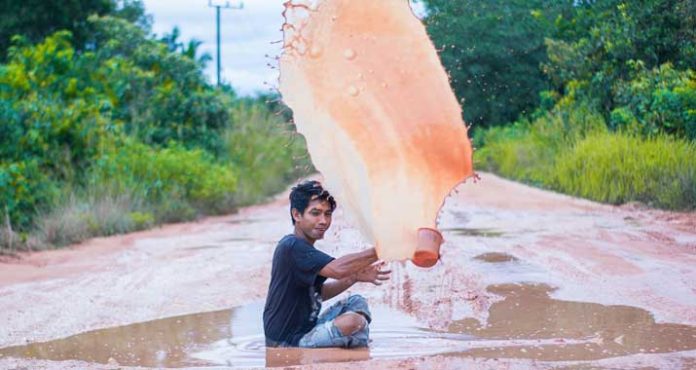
[2,284,693,368]
[279,0,474,261]
[473,252,518,263]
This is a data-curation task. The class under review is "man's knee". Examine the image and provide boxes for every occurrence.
[345,294,371,323]
[334,312,367,336]
[347,294,367,306]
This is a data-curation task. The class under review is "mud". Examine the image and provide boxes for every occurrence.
[3,283,693,368]
[1,173,695,369]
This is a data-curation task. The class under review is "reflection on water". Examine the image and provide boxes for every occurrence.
[1,284,694,368]
[447,284,696,361]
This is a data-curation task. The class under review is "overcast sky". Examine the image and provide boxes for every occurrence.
[142,0,426,96]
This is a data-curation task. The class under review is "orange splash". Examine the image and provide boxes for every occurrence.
[279,0,474,262]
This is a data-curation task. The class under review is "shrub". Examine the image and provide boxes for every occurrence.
[475,104,606,186]
[34,192,138,247]
[476,103,695,210]
[89,138,238,221]
[553,132,696,209]
[223,101,311,205]
[612,63,696,139]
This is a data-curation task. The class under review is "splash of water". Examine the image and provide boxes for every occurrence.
[280,0,474,261]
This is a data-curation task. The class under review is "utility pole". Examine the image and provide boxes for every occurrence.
[208,0,244,86]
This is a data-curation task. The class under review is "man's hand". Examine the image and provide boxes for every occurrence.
[354,261,391,285]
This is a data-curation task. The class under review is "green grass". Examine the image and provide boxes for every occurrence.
[0,102,311,252]
[553,132,696,208]
[222,102,312,206]
[476,105,696,210]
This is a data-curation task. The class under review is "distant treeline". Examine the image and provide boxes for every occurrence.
[0,1,310,251]
[423,0,695,209]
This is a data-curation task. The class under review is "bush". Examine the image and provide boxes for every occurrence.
[612,63,696,139]
[553,132,696,209]
[476,103,695,210]
[89,138,238,221]
[0,160,58,231]
[223,101,312,205]
[34,192,140,247]
[475,104,606,186]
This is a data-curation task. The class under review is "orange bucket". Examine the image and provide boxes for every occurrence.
[412,227,443,268]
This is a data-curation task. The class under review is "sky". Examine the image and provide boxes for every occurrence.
[142,0,426,96]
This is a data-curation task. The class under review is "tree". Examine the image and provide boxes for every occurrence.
[160,26,212,68]
[544,0,696,118]
[0,0,149,61]
[421,0,573,127]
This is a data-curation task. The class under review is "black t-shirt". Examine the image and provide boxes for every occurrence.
[263,234,335,346]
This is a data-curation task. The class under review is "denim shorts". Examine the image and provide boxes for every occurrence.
[297,294,372,348]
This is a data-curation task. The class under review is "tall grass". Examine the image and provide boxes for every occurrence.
[1,102,311,252]
[223,102,312,205]
[553,133,696,208]
[476,105,696,210]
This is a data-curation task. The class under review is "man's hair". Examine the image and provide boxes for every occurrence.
[289,180,337,225]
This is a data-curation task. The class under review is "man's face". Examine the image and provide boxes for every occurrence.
[293,198,333,242]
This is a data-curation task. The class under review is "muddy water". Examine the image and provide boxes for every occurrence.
[279,0,474,261]
[1,173,695,369]
[2,284,694,368]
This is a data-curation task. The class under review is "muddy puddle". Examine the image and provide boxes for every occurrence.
[442,227,505,237]
[473,252,519,263]
[1,284,694,368]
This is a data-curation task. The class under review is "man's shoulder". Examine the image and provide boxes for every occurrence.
[277,234,314,250]
[277,234,299,249]
[274,234,303,257]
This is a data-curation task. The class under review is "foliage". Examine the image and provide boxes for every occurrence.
[475,104,606,185]
[421,0,574,127]
[543,0,696,122]
[0,160,57,231]
[0,0,149,61]
[553,132,696,208]
[223,101,312,205]
[476,105,696,210]
[160,26,212,68]
[468,0,695,210]
[0,17,310,250]
[89,138,238,220]
[611,63,696,139]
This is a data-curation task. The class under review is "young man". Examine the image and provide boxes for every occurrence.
[263,180,391,348]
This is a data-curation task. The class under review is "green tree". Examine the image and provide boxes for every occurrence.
[421,0,573,127]
[160,26,212,68]
[544,0,696,118]
[0,0,149,61]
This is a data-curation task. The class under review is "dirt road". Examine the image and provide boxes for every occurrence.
[1,173,695,369]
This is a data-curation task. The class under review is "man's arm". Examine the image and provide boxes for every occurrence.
[318,248,378,280]
[321,261,392,300]
[321,276,357,300]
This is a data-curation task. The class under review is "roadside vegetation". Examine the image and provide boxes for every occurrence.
[423,0,695,210]
[0,2,310,252]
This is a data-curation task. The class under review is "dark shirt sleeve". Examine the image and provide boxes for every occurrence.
[290,240,334,287]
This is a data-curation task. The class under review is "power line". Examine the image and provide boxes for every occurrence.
[208,0,244,87]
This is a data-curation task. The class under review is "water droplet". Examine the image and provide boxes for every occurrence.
[343,48,356,60]
[309,45,323,58]
[347,85,359,96]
